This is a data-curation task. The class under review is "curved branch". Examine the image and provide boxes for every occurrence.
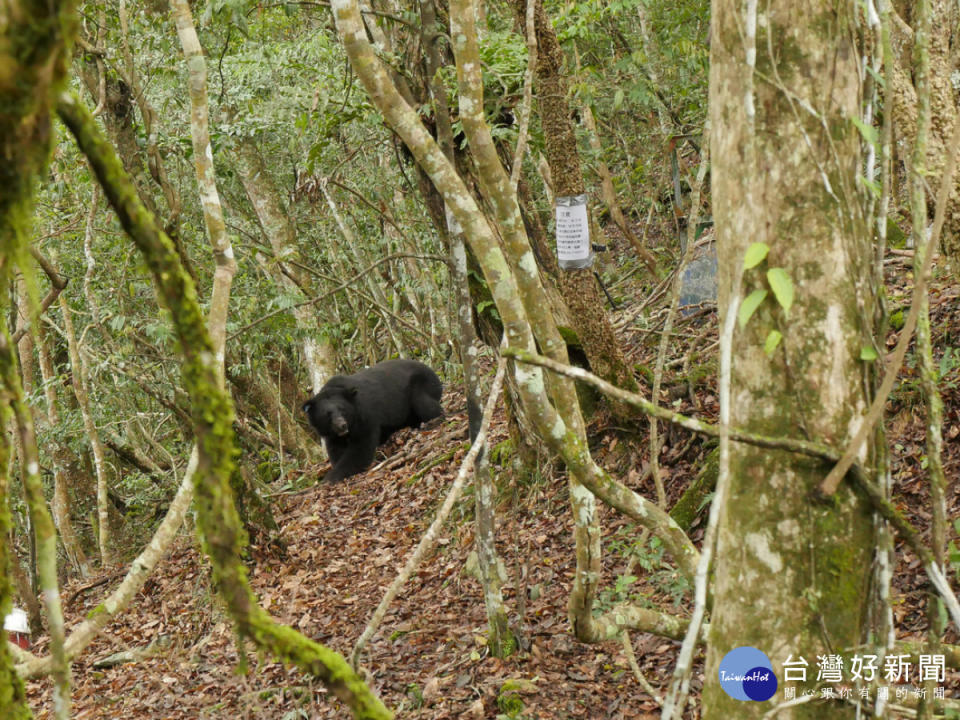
[502,346,851,464]
[57,93,391,719]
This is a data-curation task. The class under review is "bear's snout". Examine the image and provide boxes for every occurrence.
[331,416,350,436]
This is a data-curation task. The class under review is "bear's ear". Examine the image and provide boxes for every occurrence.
[346,386,359,398]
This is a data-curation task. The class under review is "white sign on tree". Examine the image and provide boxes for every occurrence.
[555,194,593,269]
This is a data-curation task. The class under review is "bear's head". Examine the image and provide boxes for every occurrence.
[302,383,359,438]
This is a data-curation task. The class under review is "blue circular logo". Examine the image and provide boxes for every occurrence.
[718,647,778,702]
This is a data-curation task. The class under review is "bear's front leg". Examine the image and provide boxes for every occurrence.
[322,431,379,483]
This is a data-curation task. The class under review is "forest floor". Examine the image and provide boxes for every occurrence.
[23,252,960,719]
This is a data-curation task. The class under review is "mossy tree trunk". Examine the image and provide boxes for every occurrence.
[705,2,879,717]
[0,387,31,720]
[520,0,641,423]
[888,1,960,268]
[907,5,948,716]
[35,322,93,578]
[60,292,114,566]
[0,0,79,712]
[58,91,392,720]
[16,277,94,580]
[2,321,72,716]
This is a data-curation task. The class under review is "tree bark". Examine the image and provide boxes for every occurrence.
[888,1,960,267]
[420,0,513,656]
[521,0,641,422]
[0,404,30,719]
[35,323,93,578]
[234,137,335,397]
[1,326,72,717]
[704,2,879,717]
[59,294,113,566]
[0,1,78,707]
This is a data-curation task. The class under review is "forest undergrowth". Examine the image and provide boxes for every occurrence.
[23,249,960,719]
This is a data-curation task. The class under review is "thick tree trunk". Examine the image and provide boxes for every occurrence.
[0,0,78,708]
[705,2,879,718]
[888,1,960,267]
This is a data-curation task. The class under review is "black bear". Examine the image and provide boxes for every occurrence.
[302,359,443,483]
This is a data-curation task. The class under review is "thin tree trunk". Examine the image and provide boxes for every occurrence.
[420,0,513,656]
[579,99,657,273]
[117,0,183,230]
[234,138,335,395]
[18,273,92,580]
[169,0,235,367]
[35,323,93,578]
[888,1,960,266]
[225,366,317,461]
[908,4,947,716]
[59,294,113,566]
[0,403,30,718]
[8,544,43,636]
[1,326,71,718]
[60,83,391,720]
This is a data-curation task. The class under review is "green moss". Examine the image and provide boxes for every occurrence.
[886,217,909,248]
[634,363,654,384]
[0,391,31,719]
[556,325,580,346]
[669,445,718,530]
[58,95,392,720]
[488,627,518,659]
[489,438,515,466]
[496,690,525,716]
[889,309,905,330]
[810,487,874,638]
[86,603,109,620]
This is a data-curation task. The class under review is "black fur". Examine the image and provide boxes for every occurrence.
[302,359,443,482]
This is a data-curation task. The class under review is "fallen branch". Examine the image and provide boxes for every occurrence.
[65,569,125,607]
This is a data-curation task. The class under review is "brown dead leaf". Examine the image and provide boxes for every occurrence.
[467,698,485,718]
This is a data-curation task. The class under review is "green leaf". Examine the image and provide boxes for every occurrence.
[859,175,881,199]
[743,242,770,270]
[738,289,768,329]
[860,345,879,362]
[851,115,879,147]
[866,64,885,88]
[613,89,625,109]
[766,267,794,313]
[764,329,783,356]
